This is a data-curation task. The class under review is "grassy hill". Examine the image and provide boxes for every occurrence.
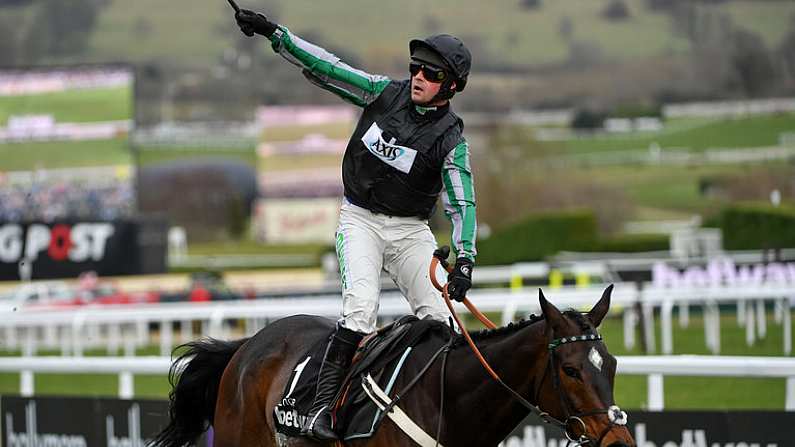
[559,113,795,154]
[467,110,795,227]
[82,0,795,68]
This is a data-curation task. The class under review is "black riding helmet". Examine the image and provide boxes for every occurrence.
[409,34,471,97]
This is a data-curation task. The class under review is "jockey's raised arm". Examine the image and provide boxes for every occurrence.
[234,6,477,441]
[267,26,391,107]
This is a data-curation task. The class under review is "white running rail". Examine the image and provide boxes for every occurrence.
[1,283,792,357]
[0,355,793,411]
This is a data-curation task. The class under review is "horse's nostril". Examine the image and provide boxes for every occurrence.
[606,443,629,447]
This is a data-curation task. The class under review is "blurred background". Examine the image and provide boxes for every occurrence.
[0,0,794,445]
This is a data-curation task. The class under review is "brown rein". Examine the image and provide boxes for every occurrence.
[428,254,566,430]
[429,256,497,330]
[429,256,502,383]
[428,254,624,446]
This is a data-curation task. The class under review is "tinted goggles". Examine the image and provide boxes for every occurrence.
[409,61,448,83]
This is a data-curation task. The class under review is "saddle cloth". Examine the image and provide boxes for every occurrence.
[273,315,451,441]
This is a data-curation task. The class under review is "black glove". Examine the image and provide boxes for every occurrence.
[433,246,451,270]
[447,258,473,302]
[235,9,277,38]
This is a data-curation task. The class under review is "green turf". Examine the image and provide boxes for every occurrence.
[599,163,791,215]
[587,164,732,213]
[30,373,169,399]
[599,312,793,357]
[0,138,131,171]
[0,142,259,173]
[0,86,132,125]
[607,308,792,410]
[604,311,793,409]
[613,375,787,410]
[560,113,795,154]
[0,345,170,398]
[136,147,257,168]
[499,159,791,222]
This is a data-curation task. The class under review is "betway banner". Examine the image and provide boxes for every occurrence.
[502,411,792,447]
[653,258,795,288]
[0,395,213,447]
[0,220,167,280]
[2,396,790,447]
[614,257,795,285]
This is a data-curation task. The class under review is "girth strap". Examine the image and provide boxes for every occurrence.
[361,374,444,447]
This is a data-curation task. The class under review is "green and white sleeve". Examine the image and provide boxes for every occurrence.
[268,26,391,107]
[442,140,477,262]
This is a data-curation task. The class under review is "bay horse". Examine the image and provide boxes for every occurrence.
[151,285,635,447]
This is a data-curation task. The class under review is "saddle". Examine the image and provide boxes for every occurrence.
[273,315,452,441]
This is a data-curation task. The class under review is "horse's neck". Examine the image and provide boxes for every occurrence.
[443,322,548,446]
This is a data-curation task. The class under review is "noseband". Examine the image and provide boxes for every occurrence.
[545,334,628,446]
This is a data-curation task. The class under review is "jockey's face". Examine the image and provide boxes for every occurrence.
[410,67,442,105]
[410,62,455,106]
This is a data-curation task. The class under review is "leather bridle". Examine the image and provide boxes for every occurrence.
[429,254,628,446]
[545,334,629,445]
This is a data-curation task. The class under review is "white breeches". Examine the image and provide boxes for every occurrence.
[335,200,448,334]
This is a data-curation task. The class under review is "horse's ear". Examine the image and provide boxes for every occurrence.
[539,288,564,332]
[587,284,613,328]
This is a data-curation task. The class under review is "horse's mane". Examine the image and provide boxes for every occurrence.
[452,309,594,347]
[452,313,543,347]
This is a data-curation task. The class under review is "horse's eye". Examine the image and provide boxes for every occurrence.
[563,366,581,379]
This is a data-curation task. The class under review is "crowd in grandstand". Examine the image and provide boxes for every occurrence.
[0,180,134,222]
[0,67,132,96]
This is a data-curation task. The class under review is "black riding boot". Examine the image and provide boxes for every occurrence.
[304,324,364,441]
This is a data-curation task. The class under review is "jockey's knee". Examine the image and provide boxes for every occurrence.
[339,314,376,334]
[415,309,449,323]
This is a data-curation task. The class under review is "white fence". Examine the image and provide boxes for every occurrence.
[0,356,170,399]
[663,97,795,119]
[541,145,795,169]
[1,355,793,411]
[1,282,792,358]
[619,355,795,411]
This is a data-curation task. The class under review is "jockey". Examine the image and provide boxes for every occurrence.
[235,9,477,441]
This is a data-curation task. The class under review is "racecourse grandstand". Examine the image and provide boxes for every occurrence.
[0,65,135,222]
[0,173,134,222]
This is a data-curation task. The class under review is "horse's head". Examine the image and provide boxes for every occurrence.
[537,285,635,447]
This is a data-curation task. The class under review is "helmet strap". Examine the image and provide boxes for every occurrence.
[431,77,456,103]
